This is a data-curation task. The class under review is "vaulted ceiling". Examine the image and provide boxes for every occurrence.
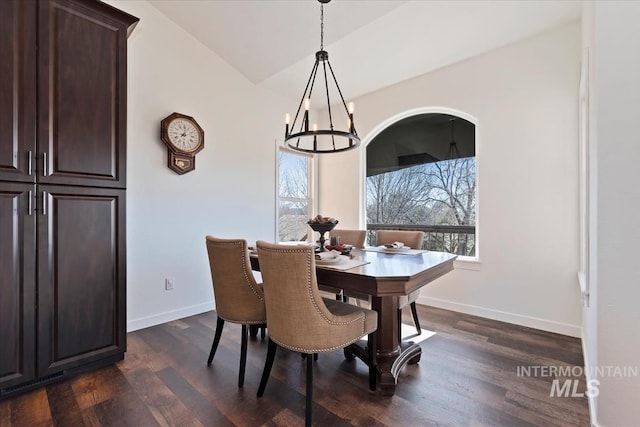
[148,0,581,103]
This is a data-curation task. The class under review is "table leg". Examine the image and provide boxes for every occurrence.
[370,296,400,356]
[369,295,423,396]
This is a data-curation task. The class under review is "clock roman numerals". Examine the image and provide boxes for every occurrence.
[166,118,203,152]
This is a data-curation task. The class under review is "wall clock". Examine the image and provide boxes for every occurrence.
[160,112,204,175]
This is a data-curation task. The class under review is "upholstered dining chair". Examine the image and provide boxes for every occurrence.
[205,236,267,387]
[329,228,366,248]
[319,229,368,301]
[255,241,378,427]
[376,230,426,337]
[325,228,372,304]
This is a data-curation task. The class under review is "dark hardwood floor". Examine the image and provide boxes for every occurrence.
[1,305,590,426]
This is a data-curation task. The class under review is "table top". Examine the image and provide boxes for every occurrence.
[251,247,457,297]
[317,249,456,297]
[334,249,457,279]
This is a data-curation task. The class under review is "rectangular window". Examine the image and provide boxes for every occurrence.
[277,149,314,242]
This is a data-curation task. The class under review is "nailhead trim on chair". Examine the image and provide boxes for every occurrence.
[261,246,364,328]
[304,252,364,329]
[215,240,264,302]
[259,245,371,344]
[220,317,267,325]
[269,332,376,354]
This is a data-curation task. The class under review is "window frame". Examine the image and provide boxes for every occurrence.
[275,146,317,243]
[360,107,480,266]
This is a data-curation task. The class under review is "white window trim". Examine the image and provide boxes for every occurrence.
[275,145,318,243]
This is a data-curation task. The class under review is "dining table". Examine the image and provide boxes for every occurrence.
[250,247,457,396]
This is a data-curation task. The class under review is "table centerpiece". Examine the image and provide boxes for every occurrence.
[307,215,338,252]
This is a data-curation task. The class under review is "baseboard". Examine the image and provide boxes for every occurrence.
[127,302,214,332]
[419,296,582,338]
[581,329,599,426]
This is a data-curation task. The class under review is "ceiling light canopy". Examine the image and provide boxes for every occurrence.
[284,0,360,154]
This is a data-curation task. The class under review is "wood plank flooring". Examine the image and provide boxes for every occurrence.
[0,305,590,426]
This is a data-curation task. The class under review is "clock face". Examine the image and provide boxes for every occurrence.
[167,118,202,153]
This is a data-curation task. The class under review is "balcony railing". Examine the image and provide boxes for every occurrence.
[366,223,476,257]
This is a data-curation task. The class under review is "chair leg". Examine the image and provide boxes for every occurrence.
[238,324,248,387]
[207,317,225,365]
[367,331,378,391]
[305,352,313,427]
[335,293,341,301]
[249,324,266,339]
[257,338,277,397]
[397,308,403,340]
[410,302,422,335]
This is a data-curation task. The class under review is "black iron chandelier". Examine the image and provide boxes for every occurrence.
[446,118,461,160]
[284,0,360,154]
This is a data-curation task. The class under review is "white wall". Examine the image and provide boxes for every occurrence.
[105,1,289,331]
[104,1,584,338]
[580,2,599,423]
[319,23,583,336]
[92,3,640,423]
[583,2,640,425]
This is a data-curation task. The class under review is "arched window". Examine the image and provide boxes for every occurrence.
[366,112,476,256]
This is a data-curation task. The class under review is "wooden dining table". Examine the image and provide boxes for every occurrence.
[250,248,457,396]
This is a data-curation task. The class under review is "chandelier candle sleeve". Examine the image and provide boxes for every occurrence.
[285,113,290,137]
[313,123,318,150]
[349,102,355,133]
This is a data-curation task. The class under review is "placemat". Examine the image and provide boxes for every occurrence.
[316,257,370,271]
[361,247,428,256]
[249,251,369,271]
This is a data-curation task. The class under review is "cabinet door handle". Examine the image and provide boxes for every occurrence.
[28,151,33,176]
[28,190,33,215]
[41,191,47,216]
[42,152,48,177]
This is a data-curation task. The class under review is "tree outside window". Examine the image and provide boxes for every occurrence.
[366,114,476,256]
[278,149,313,242]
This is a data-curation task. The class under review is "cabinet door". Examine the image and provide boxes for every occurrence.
[37,0,134,188]
[0,0,36,183]
[37,185,126,375]
[0,183,36,389]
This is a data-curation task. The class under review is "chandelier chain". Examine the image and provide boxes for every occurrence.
[320,4,324,50]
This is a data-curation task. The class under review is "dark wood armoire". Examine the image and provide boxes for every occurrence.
[0,0,138,398]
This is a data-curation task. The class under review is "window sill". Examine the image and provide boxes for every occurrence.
[453,256,481,271]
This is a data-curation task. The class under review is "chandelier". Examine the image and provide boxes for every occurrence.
[446,118,461,160]
[284,0,360,154]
